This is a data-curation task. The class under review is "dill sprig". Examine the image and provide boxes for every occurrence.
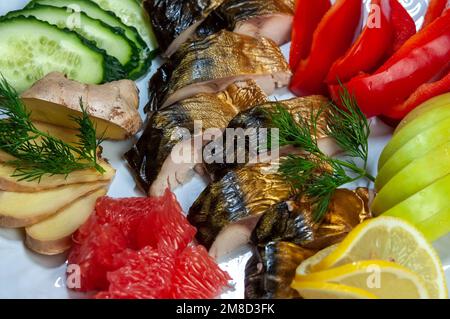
[0,75,105,182]
[267,88,375,221]
[326,86,371,169]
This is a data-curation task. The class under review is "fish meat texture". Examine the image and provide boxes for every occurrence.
[244,188,372,299]
[187,161,295,254]
[203,95,341,181]
[146,30,291,111]
[197,0,294,45]
[125,80,267,196]
[144,0,226,57]
[251,188,372,250]
[245,241,314,299]
[210,187,371,260]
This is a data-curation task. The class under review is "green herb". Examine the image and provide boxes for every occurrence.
[268,88,375,221]
[326,86,371,169]
[0,75,105,182]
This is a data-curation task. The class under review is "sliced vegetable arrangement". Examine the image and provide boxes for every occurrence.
[6,4,140,74]
[289,0,449,121]
[0,0,157,92]
[29,0,154,78]
[0,76,116,254]
[21,72,142,140]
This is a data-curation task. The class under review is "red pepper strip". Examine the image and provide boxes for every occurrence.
[377,5,448,72]
[330,10,450,118]
[326,0,393,84]
[389,0,416,53]
[289,0,362,96]
[289,0,331,72]
[383,71,450,119]
[423,0,449,28]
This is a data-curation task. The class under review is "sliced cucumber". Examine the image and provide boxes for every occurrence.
[0,16,125,92]
[28,0,151,78]
[89,0,158,53]
[6,4,139,75]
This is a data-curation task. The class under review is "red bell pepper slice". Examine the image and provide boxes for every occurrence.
[389,0,417,53]
[326,0,394,84]
[289,0,331,73]
[383,71,450,119]
[330,10,450,118]
[423,0,449,28]
[326,0,415,84]
[289,0,362,96]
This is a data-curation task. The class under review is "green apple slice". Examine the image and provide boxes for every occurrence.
[380,174,450,223]
[372,142,450,213]
[417,209,450,242]
[376,117,450,190]
[395,93,450,134]
[379,99,450,169]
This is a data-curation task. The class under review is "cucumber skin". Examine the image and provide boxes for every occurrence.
[28,0,153,79]
[79,28,128,82]
[0,16,126,86]
[12,4,140,77]
[88,0,158,50]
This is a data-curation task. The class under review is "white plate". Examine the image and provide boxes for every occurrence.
[0,0,448,299]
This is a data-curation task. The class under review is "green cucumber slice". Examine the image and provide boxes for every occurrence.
[6,4,139,75]
[0,16,126,92]
[89,0,158,53]
[28,0,152,78]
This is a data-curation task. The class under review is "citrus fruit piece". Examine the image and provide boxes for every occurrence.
[95,246,175,299]
[296,244,338,276]
[68,190,197,292]
[93,190,196,252]
[312,217,448,299]
[69,223,128,292]
[170,245,231,299]
[95,245,231,299]
[296,260,429,299]
[291,281,378,299]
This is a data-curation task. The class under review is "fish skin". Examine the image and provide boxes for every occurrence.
[144,0,226,56]
[146,30,291,111]
[251,200,315,248]
[204,95,331,180]
[146,62,174,114]
[217,0,293,22]
[245,188,372,299]
[187,161,295,249]
[281,0,295,11]
[245,241,314,299]
[125,80,267,194]
[251,188,373,250]
[197,0,294,43]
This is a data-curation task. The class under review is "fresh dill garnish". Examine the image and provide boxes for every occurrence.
[0,75,105,182]
[267,87,375,221]
[326,86,371,169]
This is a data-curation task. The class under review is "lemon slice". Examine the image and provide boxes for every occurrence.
[291,281,378,299]
[295,260,429,299]
[312,217,448,299]
[296,244,338,276]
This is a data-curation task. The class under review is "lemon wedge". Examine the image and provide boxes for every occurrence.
[291,281,378,299]
[311,217,448,299]
[295,260,429,299]
[296,244,338,276]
